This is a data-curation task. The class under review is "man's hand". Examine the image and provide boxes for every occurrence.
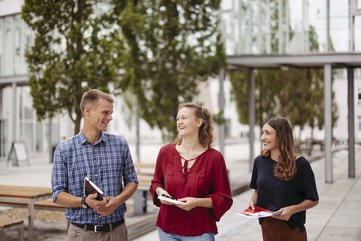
[97,196,121,216]
[85,193,108,213]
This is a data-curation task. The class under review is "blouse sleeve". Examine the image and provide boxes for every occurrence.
[149,145,167,207]
[208,154,233,221]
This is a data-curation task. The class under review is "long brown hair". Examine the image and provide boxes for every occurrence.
[176,103,214,148]
[261,117,297,181]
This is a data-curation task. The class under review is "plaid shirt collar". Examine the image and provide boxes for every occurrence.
[79,131,107,145]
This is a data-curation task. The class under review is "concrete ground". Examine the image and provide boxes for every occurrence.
[1,141,360,241]
[134,146,361,241]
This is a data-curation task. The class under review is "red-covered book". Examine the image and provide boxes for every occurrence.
[237,206,280,218]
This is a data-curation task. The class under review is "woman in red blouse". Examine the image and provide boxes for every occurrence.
[150,103,233,240]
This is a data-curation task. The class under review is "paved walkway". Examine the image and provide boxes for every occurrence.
[1,142,360,241]
[134,147,361,241]
[218,148,361,241]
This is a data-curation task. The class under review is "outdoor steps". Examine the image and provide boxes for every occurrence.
[127,213,158,240]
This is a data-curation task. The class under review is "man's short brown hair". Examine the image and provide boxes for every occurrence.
[80,89,114,115]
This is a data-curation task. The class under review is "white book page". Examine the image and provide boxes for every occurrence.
[158,195,182,205]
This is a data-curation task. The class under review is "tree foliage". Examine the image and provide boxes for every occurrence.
[115,0,225,140]
[22,0,126,133]
[229,2,338,141]
[22,0,225,139]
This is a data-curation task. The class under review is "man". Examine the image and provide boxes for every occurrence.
[51,89,138,241]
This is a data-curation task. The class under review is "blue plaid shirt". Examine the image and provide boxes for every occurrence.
[51,131,138,225]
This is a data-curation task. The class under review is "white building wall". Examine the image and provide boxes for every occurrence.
[0,0,22,16]
[333,70,361,141]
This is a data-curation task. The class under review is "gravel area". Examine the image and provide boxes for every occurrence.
[0,207,68,241]
[0,207,66,223]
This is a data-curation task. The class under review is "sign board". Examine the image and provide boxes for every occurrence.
[7,141,30,166]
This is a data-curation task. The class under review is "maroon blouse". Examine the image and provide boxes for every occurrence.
[149,144,233,236]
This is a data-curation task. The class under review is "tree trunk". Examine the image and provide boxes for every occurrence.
[73,113,82,134]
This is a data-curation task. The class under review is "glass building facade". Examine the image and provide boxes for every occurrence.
[0,14,29,77]
[0,12,61,158]
[220,0,361,141]
[220,0,361,55]
[0,0,361,159]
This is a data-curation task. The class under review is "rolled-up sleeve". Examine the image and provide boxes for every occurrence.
[122,144,138,185]
[51,145,68,202]
[209,156,233,221]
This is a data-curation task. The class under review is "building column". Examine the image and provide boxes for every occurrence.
[278,0,284,53]
[0,89,3,158]
[135,96,140,162]
[218,68,225,156]
[326,0,330,51]
[218,68,225,155]
[248,69,255,172]
[347,68,355,178]
[324,64,333,183]
[0,89,2,119]
[11,83,17,144]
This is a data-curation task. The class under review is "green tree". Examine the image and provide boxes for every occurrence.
[22,0,125,134]
[116,0,225,140]
[229,2,338,146]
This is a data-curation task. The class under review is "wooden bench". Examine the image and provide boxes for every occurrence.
[132,162,155,215]
[135,162,156,176]
[0,199,65,211]
[35,199,66,211]
[0,181,153,218]
[133,177,153,215]
[0,219,24,241]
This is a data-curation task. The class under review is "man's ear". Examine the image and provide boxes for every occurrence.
[84,106,92,116]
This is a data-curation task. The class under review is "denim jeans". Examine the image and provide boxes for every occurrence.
[158,227,215,241]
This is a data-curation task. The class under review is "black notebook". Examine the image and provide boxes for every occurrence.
[84,177,104,200]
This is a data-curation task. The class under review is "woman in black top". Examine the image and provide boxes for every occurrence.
[248,117,319,241]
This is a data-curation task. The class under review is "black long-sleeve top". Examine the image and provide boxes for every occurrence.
[250,155,319,230]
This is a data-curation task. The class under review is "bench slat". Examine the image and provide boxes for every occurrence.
[0,219,24,228]
[135,163,156,177]
[134,163,156,169]
[0,199,65,211]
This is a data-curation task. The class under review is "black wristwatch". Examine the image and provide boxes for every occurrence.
[81,196,89,209]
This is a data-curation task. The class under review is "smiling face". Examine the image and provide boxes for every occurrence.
[261,123,278,152]
[85,98,113,132]
[176,107,203,138]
